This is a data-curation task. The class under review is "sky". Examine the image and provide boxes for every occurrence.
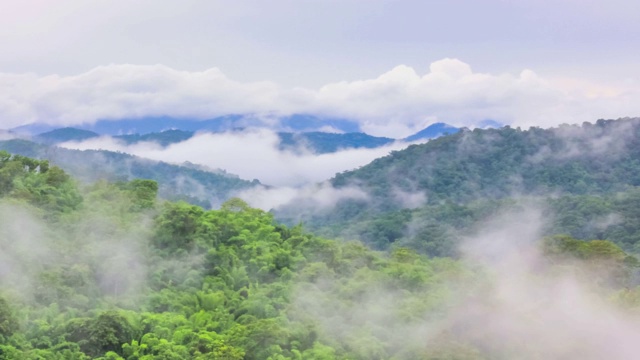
[1,0,639,136]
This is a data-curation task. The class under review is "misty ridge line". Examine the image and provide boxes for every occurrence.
[267,118,640,264]
[49,116,640,191]
[1,117,639,233]
[449,206,640,360]
[4,117,640,232]
[55,128,428,187]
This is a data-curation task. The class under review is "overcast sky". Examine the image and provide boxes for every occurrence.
[1,0,639,135]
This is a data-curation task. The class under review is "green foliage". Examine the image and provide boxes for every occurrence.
[543,235,638,287]
[0,296,18,340]
[2,151,640,359]
[121,179,159,211]
[153,201,205,253]
[277,118,640,255]
[0,139,260,209]
[115,129,194,147]
[0,151,82,215]
[543,235,628,261]
[65,311,136,357]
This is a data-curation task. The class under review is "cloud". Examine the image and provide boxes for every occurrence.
[451,206,640,359]
[1,59,639,137]
[527,118,638,164]
[59,129,414,187]
[293,204,640,359]
[235,182,368,211]
[392,187,427,209]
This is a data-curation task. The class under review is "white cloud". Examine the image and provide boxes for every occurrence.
[235,182,368,211]
[2,59,640,137]
[392,187,427,209]
[59,129,414,187]
[0,64,290,126]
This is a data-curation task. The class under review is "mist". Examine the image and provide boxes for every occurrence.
[235,181,368,212]
[0,193,152,307]
[292,205,640,359]
[58,128,417,187]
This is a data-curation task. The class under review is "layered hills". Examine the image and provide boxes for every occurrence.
[8,117,640,259]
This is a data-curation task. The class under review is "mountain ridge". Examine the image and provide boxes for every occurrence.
[10,114,363,136]
[274,117,640,255]
[29,122,463,154]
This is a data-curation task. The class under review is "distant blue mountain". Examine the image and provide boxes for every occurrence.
[63,116,248,135]
[115,129,195,146]
[11,114,362,136]
[33,127,395,154]
[36,127,100,144]
[404,123,460,142]
[8,116,242,135]
[278,132,394,153]
[23,118,466,156]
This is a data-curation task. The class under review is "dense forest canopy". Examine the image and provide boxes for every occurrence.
[275,118,640,256]
[0,150,640,359]
[329,118,640,208]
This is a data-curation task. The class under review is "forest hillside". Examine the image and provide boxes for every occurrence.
[0,151,639,359]
[275,118,640,256]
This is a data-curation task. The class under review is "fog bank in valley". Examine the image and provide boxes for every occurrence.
[59,129,416,187]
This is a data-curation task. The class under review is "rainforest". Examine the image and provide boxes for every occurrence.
[2,119,640,359]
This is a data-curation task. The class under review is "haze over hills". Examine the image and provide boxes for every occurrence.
[27,121,464,156]
[0,138,260,208]
[3,1,640,358]
[32,121,471,187]
[34,127,397,154]
[271,118,640,255]
[0,61,638,360]
[40,129,402,155]
[331,118,640,205]
[1,131,640,359]
[0,117,467,211]
[21,117,640,258]
[10,114,364,136]
[22,117,640,244]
